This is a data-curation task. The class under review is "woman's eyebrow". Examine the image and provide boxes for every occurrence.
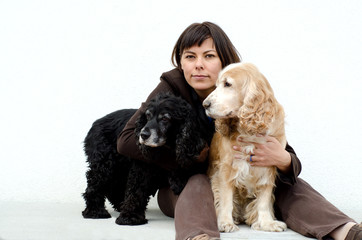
[183,49,216,54]
[183,50,195,54]
[204,50,217,54]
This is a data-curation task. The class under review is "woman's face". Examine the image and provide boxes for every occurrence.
[180,38,222,100]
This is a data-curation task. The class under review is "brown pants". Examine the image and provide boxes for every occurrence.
[157,174,354,240]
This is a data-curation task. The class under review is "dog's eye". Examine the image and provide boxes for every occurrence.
[161,116,171,122]
[224,81,232,87]
[160,113,171,122]
[145,111,152,120]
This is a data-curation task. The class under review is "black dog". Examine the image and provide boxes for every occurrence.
[82,93,207,225]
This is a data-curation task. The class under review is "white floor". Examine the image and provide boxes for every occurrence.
[0,197,360,240]
[0,199,320,240]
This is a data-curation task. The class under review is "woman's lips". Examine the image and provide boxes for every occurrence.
[192,75,208,80]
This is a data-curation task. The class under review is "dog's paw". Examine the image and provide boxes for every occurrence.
[82,208,111,219]
[218,221,239,232]
[115,212,148,225]
[233,217,242,225]
[251,220,287,232]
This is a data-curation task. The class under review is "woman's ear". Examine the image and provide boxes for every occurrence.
[180,53,184,70]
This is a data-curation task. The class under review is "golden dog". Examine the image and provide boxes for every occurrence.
[203,62,287,232]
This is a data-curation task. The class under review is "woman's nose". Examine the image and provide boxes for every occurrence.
[195,57,204,69]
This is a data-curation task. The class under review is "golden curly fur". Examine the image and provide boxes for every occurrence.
[203,63,287,232]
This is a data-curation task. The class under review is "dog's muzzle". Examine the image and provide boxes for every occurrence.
[140,128,151,141]
[139,127,166,147]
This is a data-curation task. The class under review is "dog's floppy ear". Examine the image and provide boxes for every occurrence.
[175,102,206,168]
[238,66,277,134]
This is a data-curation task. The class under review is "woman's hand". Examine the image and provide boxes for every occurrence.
[233,135,292,174]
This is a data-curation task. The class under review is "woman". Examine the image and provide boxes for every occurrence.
[117,22,361,240]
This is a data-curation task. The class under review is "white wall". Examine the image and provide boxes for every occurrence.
[0,0,361,217]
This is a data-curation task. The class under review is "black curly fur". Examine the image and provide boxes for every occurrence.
[82,93,207,225]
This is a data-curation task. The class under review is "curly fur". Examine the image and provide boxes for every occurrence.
[203,63,287,232]
[82,93,206,225]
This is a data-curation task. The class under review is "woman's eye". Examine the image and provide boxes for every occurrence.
[205,54,215,58]
[185,55,195,59]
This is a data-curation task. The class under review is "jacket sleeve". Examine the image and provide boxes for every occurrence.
[117,80,178,170]
[277,143,302,186]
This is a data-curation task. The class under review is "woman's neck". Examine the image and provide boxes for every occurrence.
[195,88,215,102]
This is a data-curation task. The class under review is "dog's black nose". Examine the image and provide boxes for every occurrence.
[140,130,151,140]
[203,101,211,109]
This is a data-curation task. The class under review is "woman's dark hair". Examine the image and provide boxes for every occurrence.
[172,22,241,69]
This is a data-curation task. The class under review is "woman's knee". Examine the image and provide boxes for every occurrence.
[157,174,211,217]
[184,174,211,193]
[188,173,209,184]
[157,187,178,218]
